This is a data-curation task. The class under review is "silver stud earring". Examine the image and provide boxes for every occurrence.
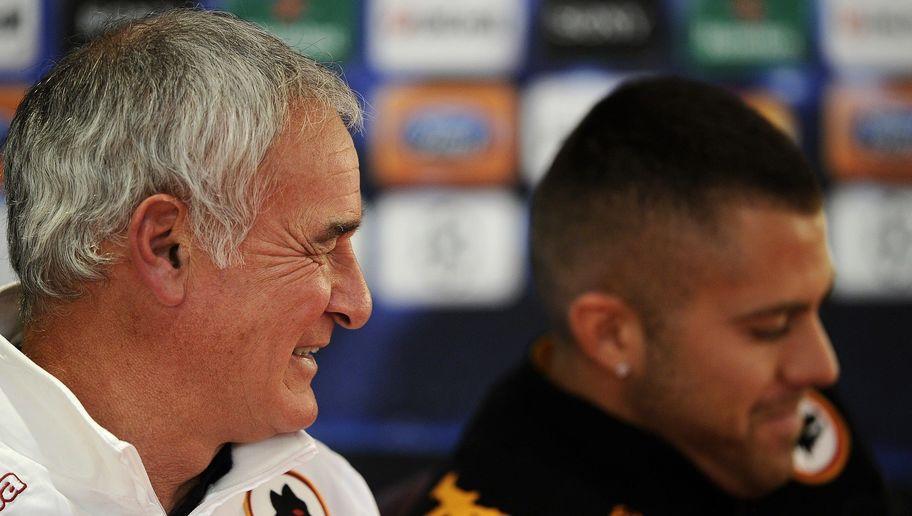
[615,362,630,379]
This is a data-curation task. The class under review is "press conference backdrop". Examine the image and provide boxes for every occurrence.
[1,0,912,488]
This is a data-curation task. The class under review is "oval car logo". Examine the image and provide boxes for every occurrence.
[403,108,491,157]
[853,109,912,154]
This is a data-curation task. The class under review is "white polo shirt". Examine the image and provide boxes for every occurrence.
[0,283,379,515]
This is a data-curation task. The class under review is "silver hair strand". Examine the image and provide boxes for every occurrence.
[3,8,362,319]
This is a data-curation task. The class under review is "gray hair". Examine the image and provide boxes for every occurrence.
[3,9,362,319]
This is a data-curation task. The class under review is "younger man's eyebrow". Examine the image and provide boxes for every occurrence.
[733,281,835,322]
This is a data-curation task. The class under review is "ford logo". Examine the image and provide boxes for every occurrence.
[853,109,912,154]
[403,109,491,157]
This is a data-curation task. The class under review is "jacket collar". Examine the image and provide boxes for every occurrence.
[0,282,318,512]
[0,328,149,503]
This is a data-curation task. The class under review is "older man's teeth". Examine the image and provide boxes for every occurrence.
[292,347,319,357]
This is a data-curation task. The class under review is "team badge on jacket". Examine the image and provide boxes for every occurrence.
[428,473,506,516]
[793,390,851,485]
[0,472,27,512]
[244,470,328,516]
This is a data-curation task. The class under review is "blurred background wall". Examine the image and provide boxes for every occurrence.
[1,0,911,497]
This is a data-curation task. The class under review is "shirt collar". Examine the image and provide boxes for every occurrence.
[0,282,319,511]
[0,334,148,501]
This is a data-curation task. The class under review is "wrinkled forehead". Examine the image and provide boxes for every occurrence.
[261,103,357,177]
[270,108,361,216]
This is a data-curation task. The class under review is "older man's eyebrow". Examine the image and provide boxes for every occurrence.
[313,219,361,244]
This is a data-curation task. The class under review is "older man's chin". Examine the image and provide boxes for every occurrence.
[244,382,320,439]
[279,384,320,433]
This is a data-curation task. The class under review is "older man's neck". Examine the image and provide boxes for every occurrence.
[22,307,220,513]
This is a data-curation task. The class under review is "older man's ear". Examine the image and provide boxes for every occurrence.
[128,194,190,307]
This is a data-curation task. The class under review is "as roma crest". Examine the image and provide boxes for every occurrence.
[244,470,329,516]
[793,390,851,485]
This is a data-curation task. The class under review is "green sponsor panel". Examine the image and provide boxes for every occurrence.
[226,0,354,62]
[687,0,808,68]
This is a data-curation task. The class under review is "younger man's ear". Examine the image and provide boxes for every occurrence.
[128,194,190,307]
[567,292,646,379]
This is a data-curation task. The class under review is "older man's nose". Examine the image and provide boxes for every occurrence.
[328,263,372,329]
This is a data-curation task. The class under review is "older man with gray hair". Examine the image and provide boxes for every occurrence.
[0,8,376,516]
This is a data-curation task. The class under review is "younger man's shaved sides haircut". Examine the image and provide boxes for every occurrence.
[531,76,823,339]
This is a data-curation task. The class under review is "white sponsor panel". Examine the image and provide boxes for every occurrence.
[521,73,623,186]
[351,200,373,290]
[367,0,525,76]
[0,204,18,286]
[375,190,525,307]
[0,0,40,72]
[821,0,912,73]
[828,185,912,299]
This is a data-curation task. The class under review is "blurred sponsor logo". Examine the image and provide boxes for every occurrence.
[386,9,502,35]
[687,0,808,67]
[368,0,525,75]
[543,0,654,46]
[0,87,26,147]
[370,83,516,186]
[404,109,490,157]
[539,0,662,60]
[822,0,912,71]
[828,186,912,299]
[741,91,800,142]
[374,190,525,307]
[825,84,912,181]
[0,0,39,72]
[226,0,354,62]
[854,110,912,154]
[521,73,622,186]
